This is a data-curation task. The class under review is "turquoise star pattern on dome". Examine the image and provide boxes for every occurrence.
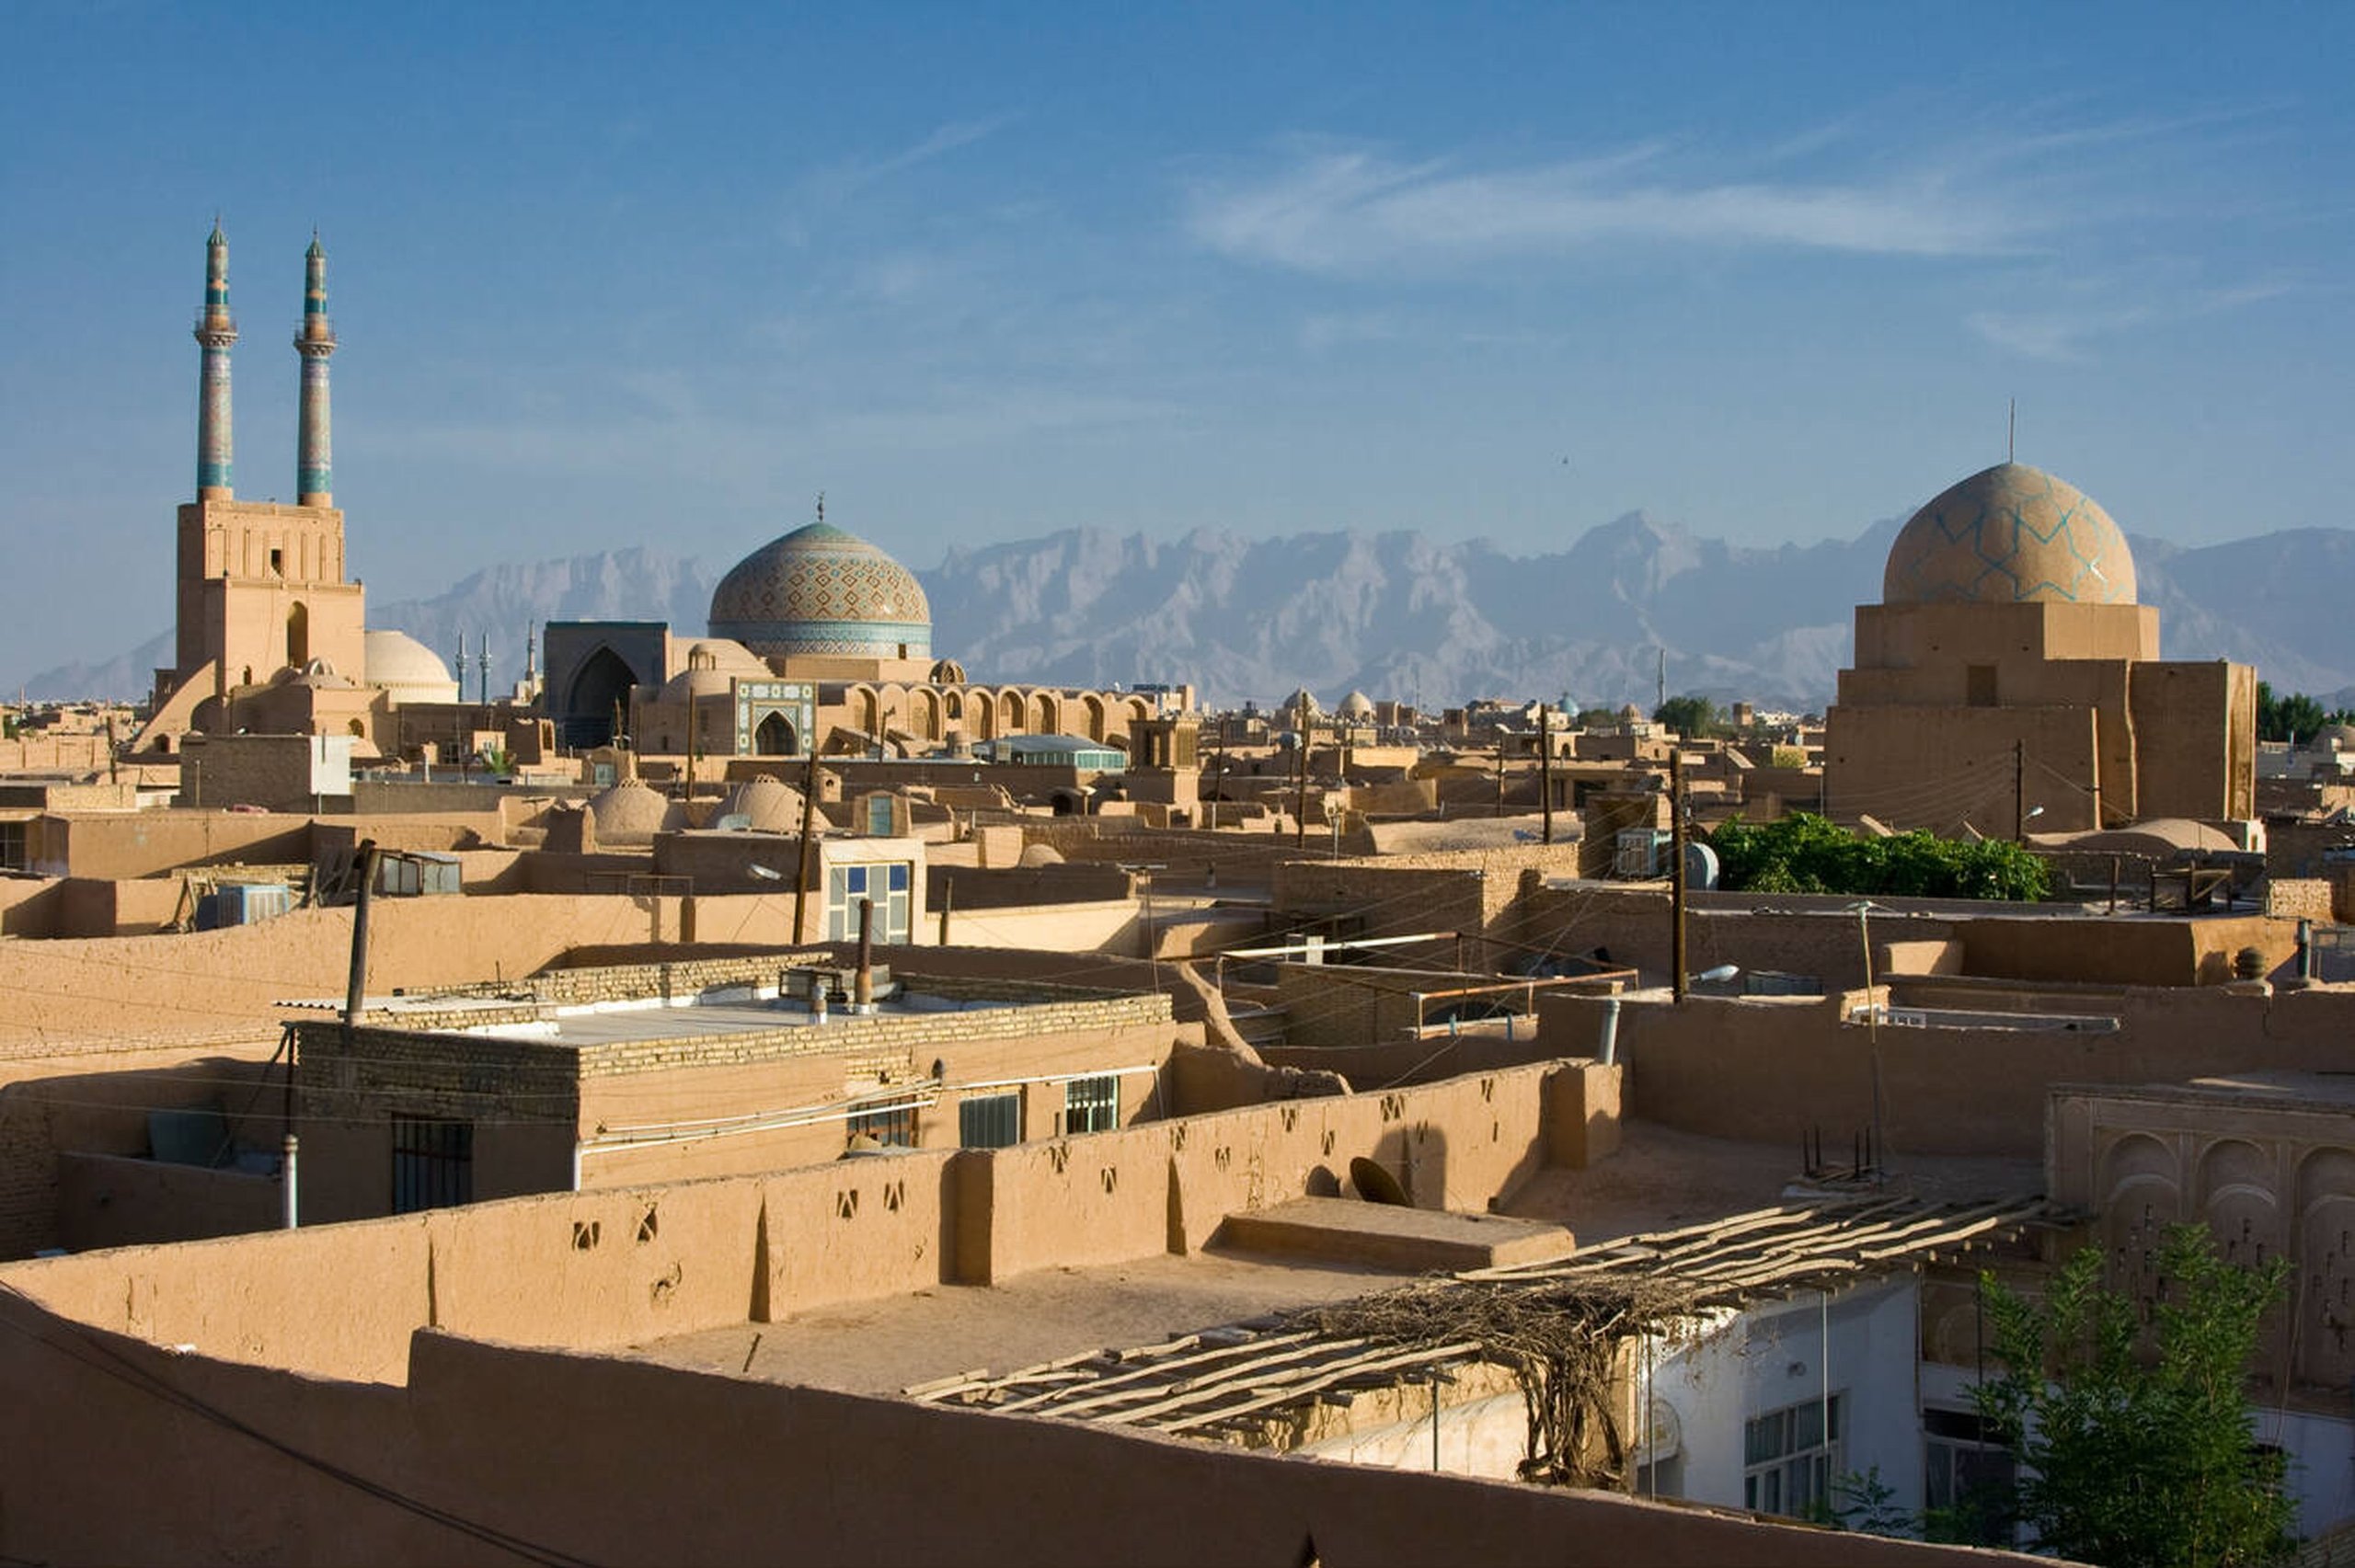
[1881,463,2137,608]
[708,521,933,659]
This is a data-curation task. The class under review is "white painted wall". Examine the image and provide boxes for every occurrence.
[1640,1277,1924,1519]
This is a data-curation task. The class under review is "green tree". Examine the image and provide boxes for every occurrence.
[2257,682,2331,745]
[1706,814,2050,901]
[1972,1224,2294,1568]
[1652,693,1721,738]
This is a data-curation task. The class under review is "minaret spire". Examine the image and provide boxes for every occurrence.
[294,230,338,506]
[194,219,239,498]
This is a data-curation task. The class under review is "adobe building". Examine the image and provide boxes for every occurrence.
[1823,462,2257,836]
[542,509,1194,763]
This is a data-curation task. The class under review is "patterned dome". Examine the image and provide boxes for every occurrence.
[708,522,932,660]
[1883,463,2136,607]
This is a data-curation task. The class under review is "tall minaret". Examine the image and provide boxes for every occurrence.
[194,219,238,498]
[294,231,337,506]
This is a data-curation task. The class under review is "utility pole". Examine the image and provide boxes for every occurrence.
[794,743,820,944]
[1494,737,1505,818]
[1670,751,1688,1002]
[1537,704,1554,844]
[322,838,381,1230]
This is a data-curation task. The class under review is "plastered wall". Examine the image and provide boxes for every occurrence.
[1548,985,2355,1158]
[0,1287,2022,1566]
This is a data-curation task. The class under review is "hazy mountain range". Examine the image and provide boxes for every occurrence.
[21,518,2355,713]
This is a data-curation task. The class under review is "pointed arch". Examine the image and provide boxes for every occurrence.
[564,646,638,749]
[286,602,311,668]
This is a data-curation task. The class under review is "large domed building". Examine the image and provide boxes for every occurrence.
[1822,460,2254,835]
[707,522,933,661]
[540,507,1193,767]
[1880,463,2138,608]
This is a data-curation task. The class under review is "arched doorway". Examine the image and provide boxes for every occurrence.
[1000,690,1024,734]
[285,602,310,668]
[753,711,798,755]
[565,646,638,748]
[1083,693,1107,742]
[1036,693,1060,733]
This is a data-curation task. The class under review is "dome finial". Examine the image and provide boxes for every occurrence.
[816,489,825,525]
[2007,396,2016,465]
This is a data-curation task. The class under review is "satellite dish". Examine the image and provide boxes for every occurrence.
[1349,1156,1410,1207]
[1683,840,1719,891]
[716,812,752,832]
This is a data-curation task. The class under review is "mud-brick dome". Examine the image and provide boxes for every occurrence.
[707,522,932,660]
[1882,463,2136,607]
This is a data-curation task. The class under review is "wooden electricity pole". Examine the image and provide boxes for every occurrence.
[794,742,820,944]
[1670,751,1688,1002]
[1537,704,1554,844]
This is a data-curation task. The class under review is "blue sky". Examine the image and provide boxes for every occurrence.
[3,1,2349,680]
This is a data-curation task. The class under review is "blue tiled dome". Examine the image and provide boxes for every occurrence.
[708,522,932,659]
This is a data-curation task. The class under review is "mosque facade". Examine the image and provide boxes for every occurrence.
[544,512,1192,762]
[1821,462,2257,835]
[134,225,1186,771]
[136,225,465,758]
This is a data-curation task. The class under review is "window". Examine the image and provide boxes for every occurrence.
[391,1116,473,1214]
[0,820,24,873]
[1063,1074,1120,1136]
[959,1092,1021,1149]
[1924,1407,2016,1542]
[867,794,896,835]
[1744,1393,1843,1517]
[847,1099,917,1149]
[825,861,913,943]
[1966,664,1997,707]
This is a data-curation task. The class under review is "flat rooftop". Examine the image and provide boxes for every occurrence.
[622,1121,2041,1398]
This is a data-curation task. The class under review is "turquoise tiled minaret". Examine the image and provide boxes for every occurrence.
[193,220,239,497]
[294,231,337,506]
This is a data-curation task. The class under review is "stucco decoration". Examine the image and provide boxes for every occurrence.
[708,522,933,660]
[1881,462,2137,608]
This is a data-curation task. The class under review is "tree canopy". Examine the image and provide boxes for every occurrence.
[1652,693,1721,738]
[1973,1224,2294,1568]
[1707,813,2048,900]
[2256,681,2349,745]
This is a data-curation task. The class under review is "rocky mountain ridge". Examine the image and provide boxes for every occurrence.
[23,518,2354,713]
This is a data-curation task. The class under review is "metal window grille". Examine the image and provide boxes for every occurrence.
[1742,1393,1843,1517]
[958,1092,1021,1149]
[1063,1074,1120,1136]
[391,1116,473,1214]
[847,1100,918,1149]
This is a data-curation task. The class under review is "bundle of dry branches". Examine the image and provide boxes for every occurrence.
[1298,1274,1704,1487]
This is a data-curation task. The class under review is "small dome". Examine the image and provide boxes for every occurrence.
[588,778,686,843]
[1883,463,2136,607]
[2313,723,2355,753]
[1285,688,1320,716]
[661,665,733,703]
[708,521,932,660]
[1338,691,1375,718]
[718,774,806,833]
[364,630,459,703]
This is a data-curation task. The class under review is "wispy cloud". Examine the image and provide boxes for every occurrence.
[1184,143,2019,274]
[1968,276,2298,362]
[816,114,1020,199]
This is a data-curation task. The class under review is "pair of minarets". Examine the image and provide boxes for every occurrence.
[194,221,337,506]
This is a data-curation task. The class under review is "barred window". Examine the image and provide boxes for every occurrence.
[391,1116,473,1214]
[959,1092,1021,1149]
[1063,1074,1120,1136]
